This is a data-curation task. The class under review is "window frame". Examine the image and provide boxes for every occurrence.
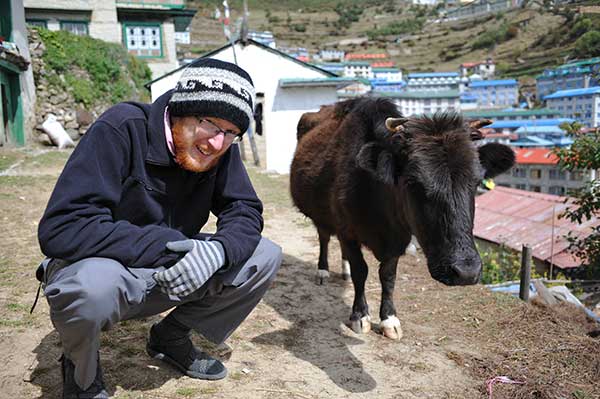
[122,22,163,58]
[59,20,89,36]
[26,19,48,29]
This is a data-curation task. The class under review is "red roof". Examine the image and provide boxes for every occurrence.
[514,148,559,165]
[296,56,310,62]
[474,187,599,269]
[346,53,387,60]
[371,61,396,68]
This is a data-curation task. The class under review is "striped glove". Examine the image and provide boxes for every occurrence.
[153,239,225,297]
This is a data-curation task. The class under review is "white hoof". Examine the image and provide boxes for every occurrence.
[406,243,417,256]
[349,315,371,334]
[316,269,329,285]
[380,316,403,340]
[342,260,351,281]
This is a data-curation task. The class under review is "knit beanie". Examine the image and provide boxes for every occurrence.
[169,58,256,133]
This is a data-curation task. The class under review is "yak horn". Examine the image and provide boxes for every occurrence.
[385,117,408,133]
[469,119,493,129]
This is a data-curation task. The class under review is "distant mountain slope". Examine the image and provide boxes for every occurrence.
[182,1,599,81]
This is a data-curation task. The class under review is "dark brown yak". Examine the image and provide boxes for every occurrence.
[290,97,515,339]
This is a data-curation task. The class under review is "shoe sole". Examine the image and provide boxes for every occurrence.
[146,345,228,380]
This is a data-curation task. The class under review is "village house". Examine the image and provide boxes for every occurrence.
[544,87,600,128]
[466,79,519,107]
[460,58,495,79]
[494,148,594,195]
[536,57,600,99]
[474,186,599,276]
[1,0,36,146]
[23,0,196,78]
[406,72,465,92]
[146,38,360,174]
[382,89,460,116]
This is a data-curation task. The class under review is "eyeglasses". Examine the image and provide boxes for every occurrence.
[196,117,243,143]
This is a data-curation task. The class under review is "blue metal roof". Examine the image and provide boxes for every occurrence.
[543,86,600,99]
[408,72,459,78]
[515,126,565,134]
[469,79,518,88]
[488,118,574,129]
[511,136,555,147]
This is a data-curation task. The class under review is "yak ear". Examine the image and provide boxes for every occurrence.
[478,143,516,179]
[356,142,395,185]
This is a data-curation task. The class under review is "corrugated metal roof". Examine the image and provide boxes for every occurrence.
[544,87,600,99]
[515,126,564,134]
[474,187,598,269]
[408,72,459,78]
[469,79,518,87]
[488,118,574,129]
[514,148,558,164]
[381,89,460,99]
[463,108,559,118]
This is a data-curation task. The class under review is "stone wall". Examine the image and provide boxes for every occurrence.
[28,28,109,144]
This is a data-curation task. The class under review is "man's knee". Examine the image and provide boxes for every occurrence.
[255,237,283,281]
[45,258,145,325]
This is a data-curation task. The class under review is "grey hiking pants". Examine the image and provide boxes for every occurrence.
[41,237,282,390]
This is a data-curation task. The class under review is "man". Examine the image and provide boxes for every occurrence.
[36,59,283,398]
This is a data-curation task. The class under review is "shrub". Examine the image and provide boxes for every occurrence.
[293,24,307,32]
[573,30,600,58]
[37,28,151,106]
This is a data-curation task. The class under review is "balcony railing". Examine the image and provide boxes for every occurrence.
[116,0,184,9]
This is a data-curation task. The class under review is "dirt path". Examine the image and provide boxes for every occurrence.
[0,143,598,399]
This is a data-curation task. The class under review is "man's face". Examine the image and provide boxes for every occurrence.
[171,116,241,172]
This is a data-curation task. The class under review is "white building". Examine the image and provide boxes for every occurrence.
[544,87,600,128]
[460,59,495,79]
[383,89,461,116]
[406,72,466,92]
[23,0,196,78]
[344,62,373,79]
[147,39,358,174]
[372,67,403,82]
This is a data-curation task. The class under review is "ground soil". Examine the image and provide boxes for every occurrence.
[0,135,598,399]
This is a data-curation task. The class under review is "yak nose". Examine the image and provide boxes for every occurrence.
[450,258,482,286]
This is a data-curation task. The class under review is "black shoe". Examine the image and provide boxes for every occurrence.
[61,354,109,399]
[146,323,227,380]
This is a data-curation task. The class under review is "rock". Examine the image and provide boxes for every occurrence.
[66,128,80,141]
[78,127,88,136]
[65,120,79,129]
[76,109,94,126]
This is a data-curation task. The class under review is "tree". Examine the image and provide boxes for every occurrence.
[554,122,600,277]
[573,30,600,59]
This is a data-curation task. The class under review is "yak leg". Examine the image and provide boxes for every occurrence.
[379,257,402,340]
[340,239,371,334]
[316,226,330,285]
[340,245,351,281]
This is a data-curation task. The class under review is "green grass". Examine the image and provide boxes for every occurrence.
[0,151,21,172]
[175,387,200,397]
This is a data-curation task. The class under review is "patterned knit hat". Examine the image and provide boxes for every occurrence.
[169,58,256,133]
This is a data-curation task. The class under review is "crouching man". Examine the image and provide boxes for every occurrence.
[36,59,282,398]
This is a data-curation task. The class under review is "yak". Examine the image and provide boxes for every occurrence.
[290,97,515,339]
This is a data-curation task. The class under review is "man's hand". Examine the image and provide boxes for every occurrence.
[153,239,225,297]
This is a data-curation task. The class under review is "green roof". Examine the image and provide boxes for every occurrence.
[380,89,459,99]
[463,108,560,118]
[279,77,367,88]
[560,57,600,69]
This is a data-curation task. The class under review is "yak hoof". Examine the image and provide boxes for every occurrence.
[316,269,329,285]
[350,315,371,334]
[380,316,403,340]
[342,260,351,281]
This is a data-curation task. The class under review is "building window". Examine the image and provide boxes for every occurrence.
[549,169,566,180]
[60,21,89,36]
[549,186,565,195]
[512,168,526,178]
[516,183,527,190]
[27,19,47,29]
[530,185,542,192]
[124,24,162,57]
[570,170,584,181]
[530,169,542,179]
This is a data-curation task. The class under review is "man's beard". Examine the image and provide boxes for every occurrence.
[171,122,221,173]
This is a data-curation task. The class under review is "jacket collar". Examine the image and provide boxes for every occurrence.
[146,90,176,167]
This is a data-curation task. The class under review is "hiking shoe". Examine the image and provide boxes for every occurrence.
[146,323,227,380]
[61,354,109,399]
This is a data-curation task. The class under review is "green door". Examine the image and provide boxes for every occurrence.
[0,69,24,146]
